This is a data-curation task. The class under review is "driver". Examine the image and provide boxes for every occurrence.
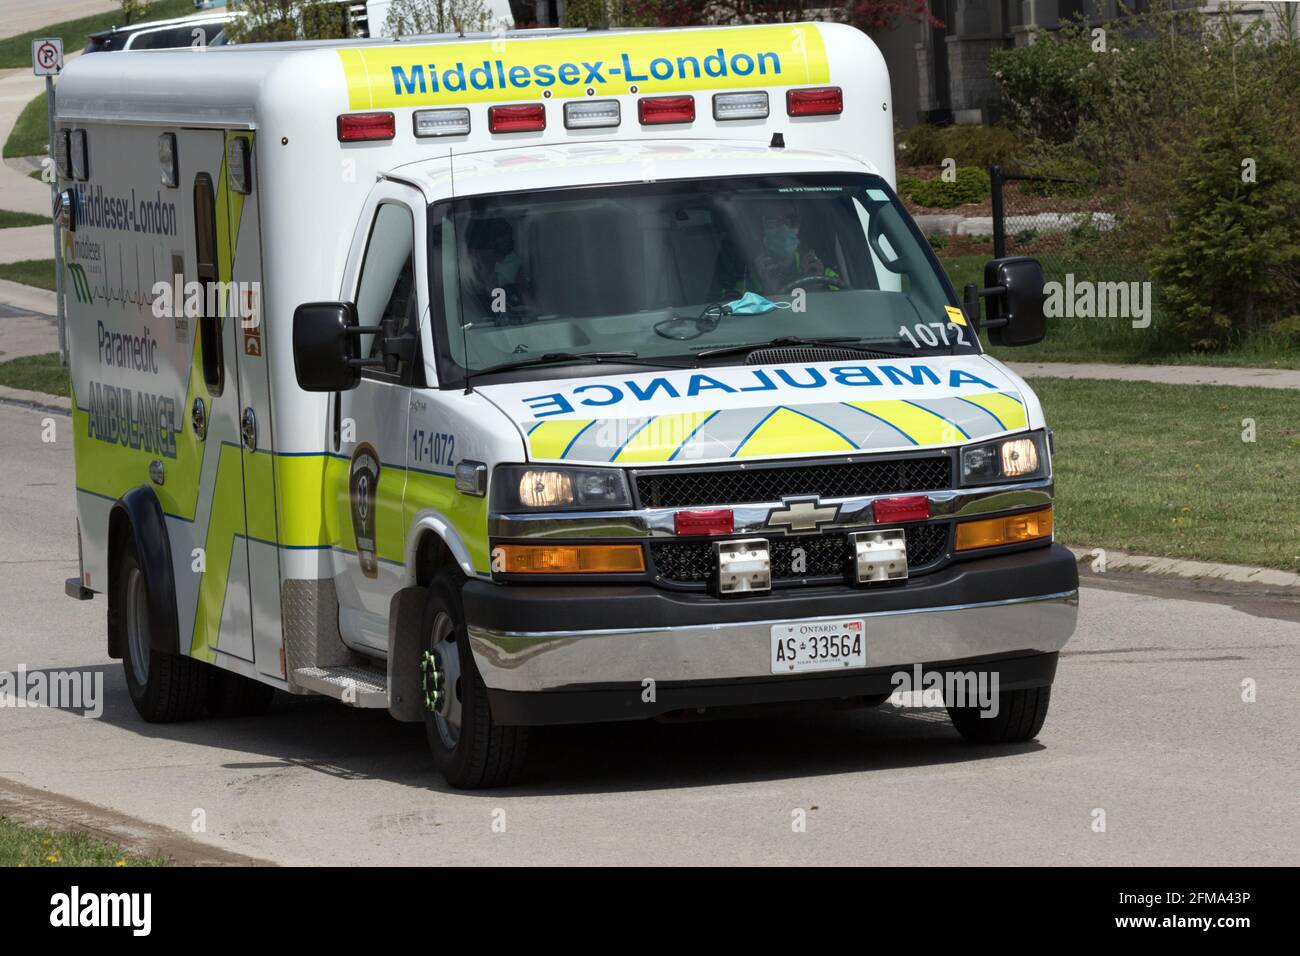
[467,217,526,321]
[751,200,840,294]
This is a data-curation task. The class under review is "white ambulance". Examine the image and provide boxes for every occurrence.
[55,22,1077,787]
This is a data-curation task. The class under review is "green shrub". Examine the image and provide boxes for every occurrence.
[1148,127,1300,350]
[901,168,991,209]
[900,124,1021,169]
[927,233,949,250]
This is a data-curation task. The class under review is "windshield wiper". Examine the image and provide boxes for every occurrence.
[694,337,921,360]
[473,351,692,378]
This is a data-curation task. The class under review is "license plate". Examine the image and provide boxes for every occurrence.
[770,618,866,674]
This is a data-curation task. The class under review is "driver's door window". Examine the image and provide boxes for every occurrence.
[356,202,418,383]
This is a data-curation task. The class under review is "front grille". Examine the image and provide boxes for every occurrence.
[649,522,951,588]
[635,456,952,509]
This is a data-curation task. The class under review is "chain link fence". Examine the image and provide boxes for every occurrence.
[989,165,1148,286]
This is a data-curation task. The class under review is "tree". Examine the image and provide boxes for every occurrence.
[383,0,492,35]
[621,0,941,32]
[225,0,357,43]
[119,0,149,25]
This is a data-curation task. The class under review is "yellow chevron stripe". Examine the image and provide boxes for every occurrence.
[528,419,594,459]
[962,392,1028,431]
[734,407,855,458]
[613,411,716,463]
[852,399,964,445]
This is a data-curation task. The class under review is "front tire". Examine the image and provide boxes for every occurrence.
[948,685,1052,744]
[115,538,207,723]
[420,572,529,789]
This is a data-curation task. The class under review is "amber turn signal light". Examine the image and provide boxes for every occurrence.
[495,543,645,574]
[955,507,1053,551]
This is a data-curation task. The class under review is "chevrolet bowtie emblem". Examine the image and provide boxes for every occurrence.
[766,496,839,535]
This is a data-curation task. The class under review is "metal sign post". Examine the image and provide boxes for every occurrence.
[33,37,66,366]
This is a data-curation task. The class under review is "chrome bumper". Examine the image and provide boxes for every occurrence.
[468,589,1078,693]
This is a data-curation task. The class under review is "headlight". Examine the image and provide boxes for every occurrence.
[960,431,1048,485]
[491,464,632,513]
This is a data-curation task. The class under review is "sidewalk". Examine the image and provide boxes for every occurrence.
[1006,361,1300,390]
[0,67,51,218]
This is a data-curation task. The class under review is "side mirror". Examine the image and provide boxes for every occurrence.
[54,189,77,233]
[963,256,1047,346]
[293,302,361,392]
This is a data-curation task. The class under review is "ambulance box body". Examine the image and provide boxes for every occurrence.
[55,23,1077,788]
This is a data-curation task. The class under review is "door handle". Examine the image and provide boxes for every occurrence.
[241,406,257,450]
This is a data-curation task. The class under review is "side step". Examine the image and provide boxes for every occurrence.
[291,665,388,708]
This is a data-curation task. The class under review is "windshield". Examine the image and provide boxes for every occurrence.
[429,173,974,383]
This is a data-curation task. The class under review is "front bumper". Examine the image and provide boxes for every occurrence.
[465,543,1079,724]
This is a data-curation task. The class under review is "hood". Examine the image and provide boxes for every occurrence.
[477,355,1035,466]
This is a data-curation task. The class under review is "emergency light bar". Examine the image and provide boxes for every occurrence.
[713,91,769,121]
[564,99,621,129]
[413,108,471,138]
[638,95,695,125]
[337,112,395,142]
[787,87,844,116]
[489,104,546,133]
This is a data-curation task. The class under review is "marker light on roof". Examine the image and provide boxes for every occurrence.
[489,104,546,133]
[638,95,695,125]
[713,91,769,120]
[786,87,844,116]
[337,112,395,142]
[413,108,471,138]
[564,99,621,129]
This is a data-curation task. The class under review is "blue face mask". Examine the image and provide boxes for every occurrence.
[725,291,779,315]
[763,224,799,259]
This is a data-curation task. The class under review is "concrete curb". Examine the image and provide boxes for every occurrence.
[0,277,56,315]
[1066,545,1300,591]
[0,383,69,415]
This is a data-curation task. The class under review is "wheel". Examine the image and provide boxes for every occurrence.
[420,572,529,789]
[115,537,207,723]
[948,685,1052,744]
[206,667,275,718]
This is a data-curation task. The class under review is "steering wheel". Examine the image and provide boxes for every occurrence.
[777,273,839,293]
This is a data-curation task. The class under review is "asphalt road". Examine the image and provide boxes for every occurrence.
[0,400,1296,866]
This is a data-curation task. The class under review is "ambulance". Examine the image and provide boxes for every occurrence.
[55,22,1078,787]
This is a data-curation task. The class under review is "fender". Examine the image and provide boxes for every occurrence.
[107,485,179,660]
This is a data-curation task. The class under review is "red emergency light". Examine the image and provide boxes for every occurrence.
[337,112,396,142]
[786,87,844,117]
[674,509,734,536]
[638,95,695,125]
[872,495,930,524]
[489,104,547,133]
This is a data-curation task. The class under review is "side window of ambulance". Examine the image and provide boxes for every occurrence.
[193,173,223,395]
[355,203,417,381]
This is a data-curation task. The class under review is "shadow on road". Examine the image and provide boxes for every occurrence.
[50,662,1043,797]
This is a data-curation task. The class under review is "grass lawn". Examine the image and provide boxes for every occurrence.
[0,0,195,69]
[941,254,1300,369]
[1031,377,1300,570]
[0,209,49,228]
[0,258,55,291]
[3,93,52,159]
[0,353,69,397]
[0,816,168,867]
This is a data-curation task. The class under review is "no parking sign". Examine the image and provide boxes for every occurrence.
[33,37,63,76]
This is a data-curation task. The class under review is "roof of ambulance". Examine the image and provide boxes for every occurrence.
[386,141,881,201]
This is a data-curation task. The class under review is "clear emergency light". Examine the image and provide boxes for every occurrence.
[713,91,769,121]
[413,108,471,138]
[787,87,843,116]
[337,112,396,142]
[564,99,621,129]
[638,95,695,125]
[489,104,547,133]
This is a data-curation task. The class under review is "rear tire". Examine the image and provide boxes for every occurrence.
[115,538,207,723]
[206,668,276,717]
[420,572,529,789]
[948,685,1052,744]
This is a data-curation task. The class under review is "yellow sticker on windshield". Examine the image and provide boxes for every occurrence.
[945,305,967,327]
